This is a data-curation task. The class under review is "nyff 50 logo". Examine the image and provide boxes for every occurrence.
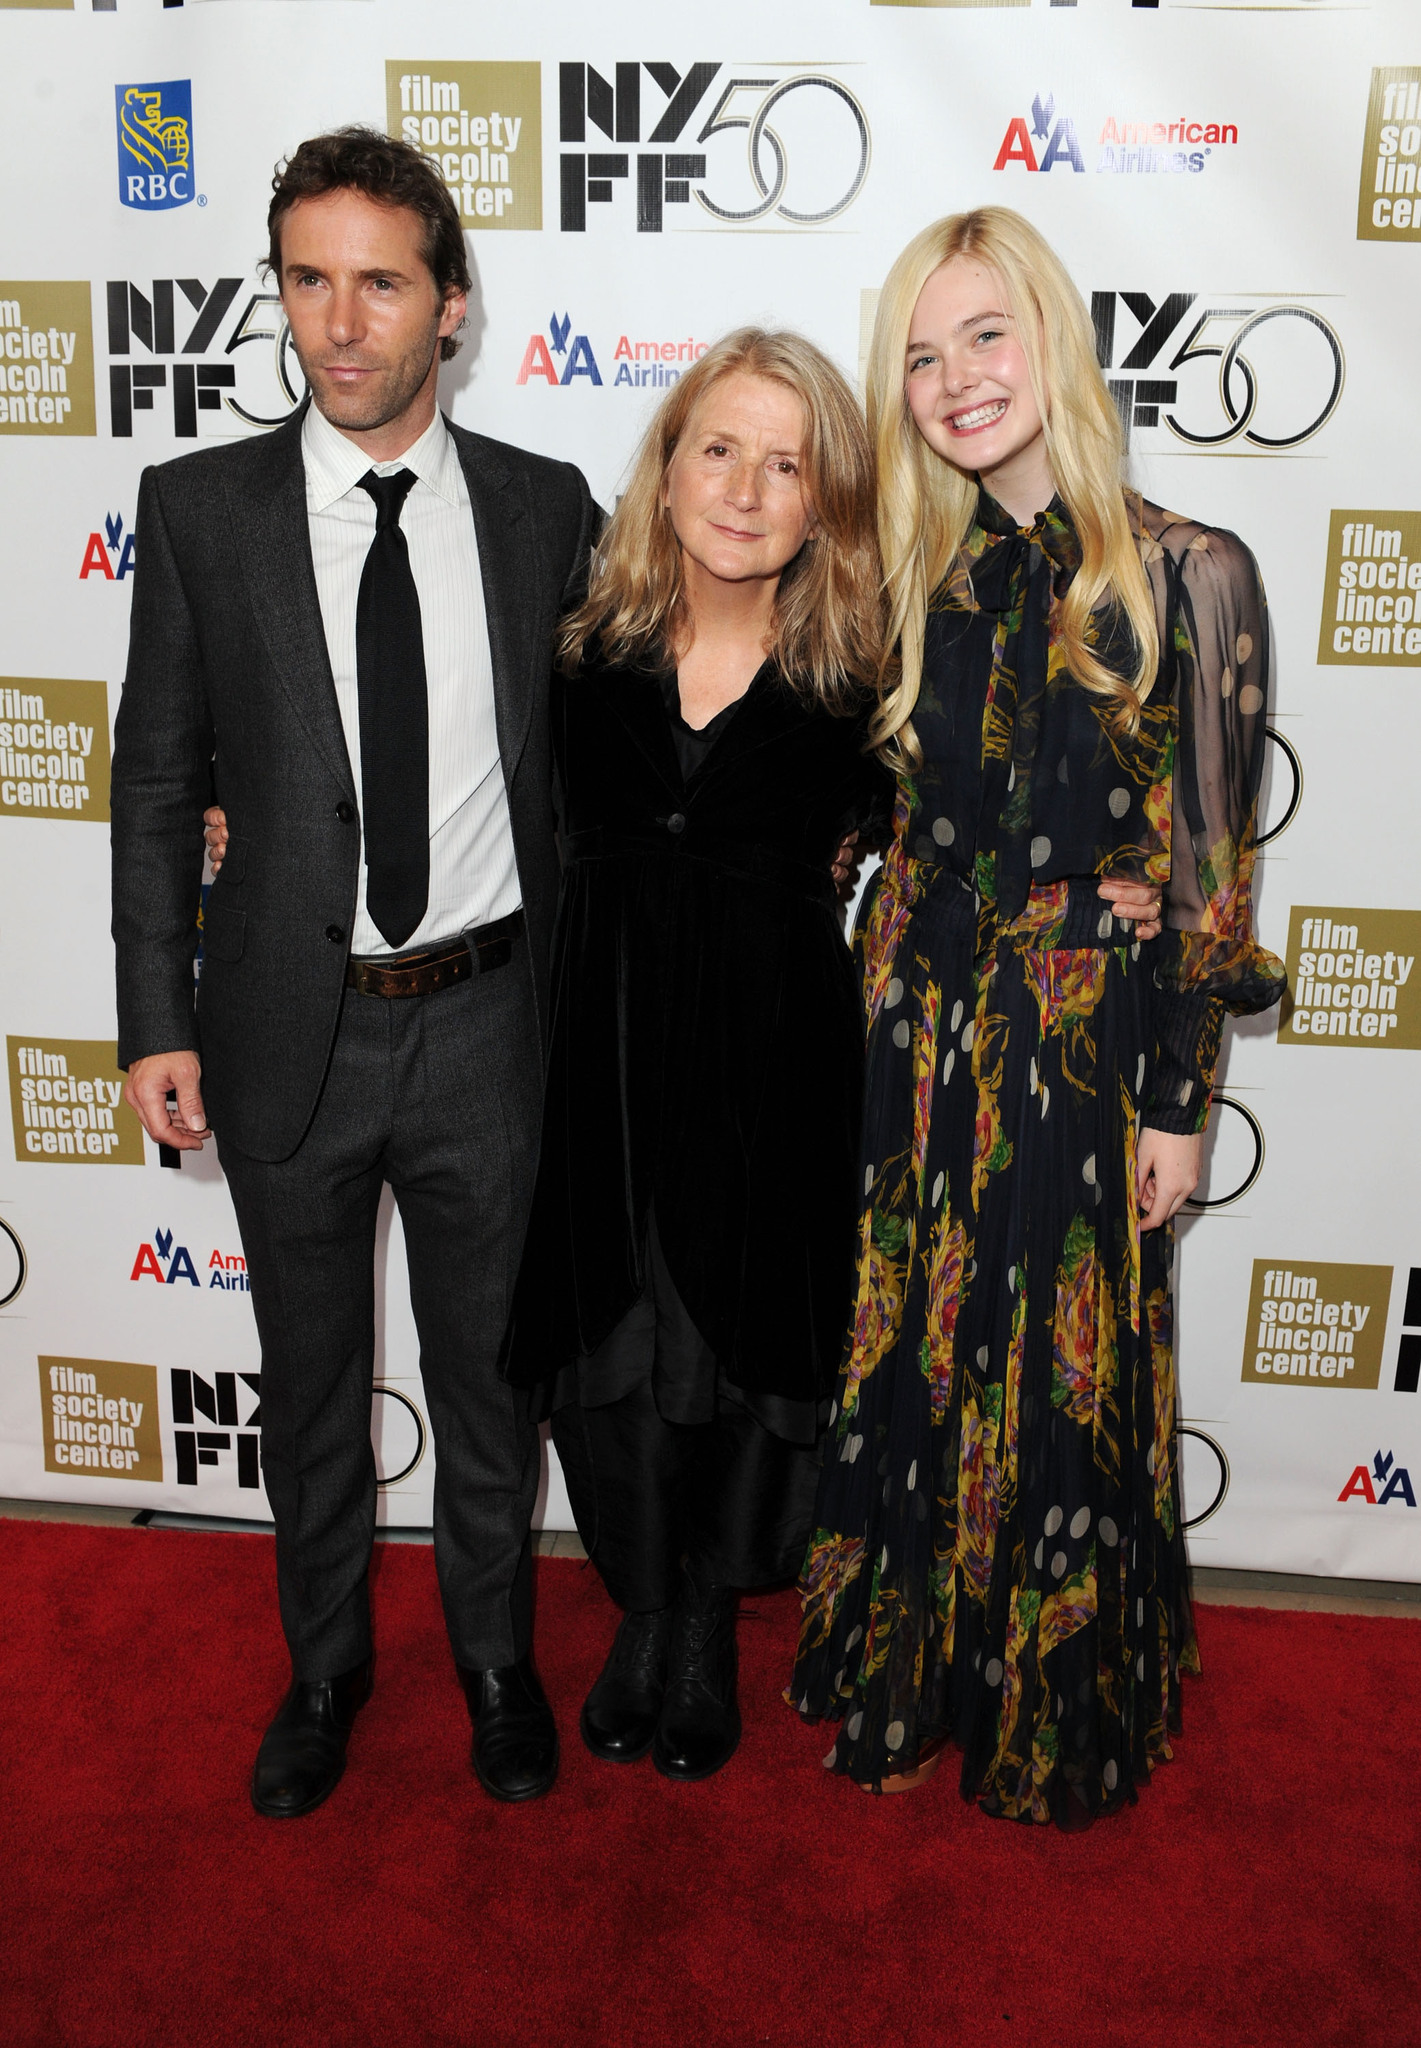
[559,61,869,233]
[1091,291,1343,452]
[107,276,305,439]
[115,82,195,213]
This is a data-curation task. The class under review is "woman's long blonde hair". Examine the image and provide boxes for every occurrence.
[560,327,884,710]
[867,207,1159,768]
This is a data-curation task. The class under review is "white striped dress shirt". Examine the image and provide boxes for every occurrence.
[302,401,520,957]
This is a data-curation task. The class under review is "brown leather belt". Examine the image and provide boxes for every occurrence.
[345,910,523,998]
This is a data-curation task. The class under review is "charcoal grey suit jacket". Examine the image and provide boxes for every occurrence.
[111,403,594,1163]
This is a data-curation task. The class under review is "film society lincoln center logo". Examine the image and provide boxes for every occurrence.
[40,1358,162,1483]
[0,678,110,821]
[385,64,542,229]
[0,283,95,436]
[1277,907,1421,1048]
[7,1037,144,1165]
[1241,1262,1392,1391]
[1317,512,1421,668]
[1358,67,1421,243]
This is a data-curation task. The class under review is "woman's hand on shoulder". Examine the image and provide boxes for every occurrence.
[1136,1128,1203,1230]
[1098,877,1162,942]
[831,830,859,888]
[203,805,228,876]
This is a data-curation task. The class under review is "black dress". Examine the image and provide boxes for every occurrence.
[791,494,1285,1822]
[502,648,893,1608]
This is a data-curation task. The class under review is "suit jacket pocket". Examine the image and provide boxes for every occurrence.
[202,904,246,963]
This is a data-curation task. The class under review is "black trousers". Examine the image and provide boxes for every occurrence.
[218,936,542,1681]
[551,1386,820,1613]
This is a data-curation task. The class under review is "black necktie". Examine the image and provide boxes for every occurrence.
[355,468,428,949]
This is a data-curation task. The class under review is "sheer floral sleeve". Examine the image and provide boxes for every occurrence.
[1139,507,1286,1135]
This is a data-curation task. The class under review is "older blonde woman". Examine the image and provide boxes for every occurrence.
[500,328,894,1782]
[791,210,1284,1823]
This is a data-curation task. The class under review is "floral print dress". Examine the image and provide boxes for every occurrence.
[791,491,1285,1826]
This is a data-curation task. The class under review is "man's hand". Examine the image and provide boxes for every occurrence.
[204,805,229,875]
[1099,876,1163,943]
[1136,1128,1202,1231]
[125,1051,210,1151]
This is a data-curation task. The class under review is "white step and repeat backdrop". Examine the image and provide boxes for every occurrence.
[1,0,1418,1575]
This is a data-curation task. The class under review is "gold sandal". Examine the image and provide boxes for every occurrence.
[858,1736,946,1795]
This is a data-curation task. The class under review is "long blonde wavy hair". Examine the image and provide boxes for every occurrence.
[867,208,1159,768]
[560,327,884,710]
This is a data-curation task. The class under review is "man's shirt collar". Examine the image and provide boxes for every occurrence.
[302,400,463,512]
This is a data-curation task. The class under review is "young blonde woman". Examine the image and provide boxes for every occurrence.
[499,329,895,1781]
[791,210,1284,1825]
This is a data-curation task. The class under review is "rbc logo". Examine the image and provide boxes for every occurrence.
[115,81,195,212]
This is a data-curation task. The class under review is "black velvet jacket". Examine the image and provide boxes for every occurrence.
[502,650,894,1407]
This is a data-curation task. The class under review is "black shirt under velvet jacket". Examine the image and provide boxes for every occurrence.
[502,649,894,1408]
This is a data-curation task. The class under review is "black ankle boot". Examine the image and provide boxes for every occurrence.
[581,1607,671,1764]
[653,1566,740,1781]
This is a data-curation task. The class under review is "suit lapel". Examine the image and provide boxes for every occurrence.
[223,405,355,797]
[450,421,536,782]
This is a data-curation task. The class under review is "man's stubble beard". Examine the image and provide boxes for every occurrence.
[297,324,443,434]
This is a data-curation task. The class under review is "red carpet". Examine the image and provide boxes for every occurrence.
[2,1523,1418,2048]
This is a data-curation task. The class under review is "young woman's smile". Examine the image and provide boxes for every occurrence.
[903,256,1052,524]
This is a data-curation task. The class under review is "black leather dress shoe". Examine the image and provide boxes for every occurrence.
[250,1659,372,1819]
[457,1655,558,1803]
[581,1607,671,1764]
[653,1571,741,1781]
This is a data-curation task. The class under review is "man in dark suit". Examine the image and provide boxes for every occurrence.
[111,128,593,1814]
